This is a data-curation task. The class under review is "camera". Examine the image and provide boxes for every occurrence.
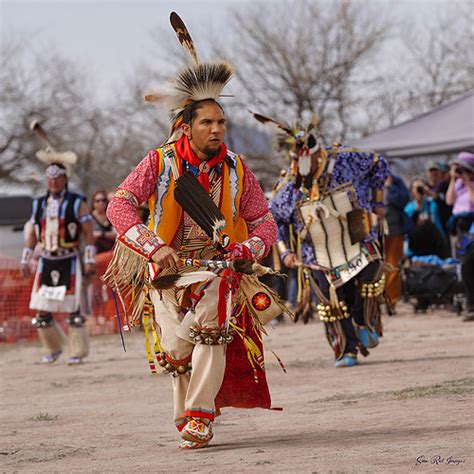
[455,167,464,175]
[416,185,425,194]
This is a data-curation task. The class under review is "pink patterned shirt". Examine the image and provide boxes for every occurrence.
[107,149,276,258]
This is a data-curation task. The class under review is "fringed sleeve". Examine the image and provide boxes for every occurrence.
[103,150,164,325]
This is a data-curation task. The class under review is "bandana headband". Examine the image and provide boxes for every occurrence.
[46,164,67,179]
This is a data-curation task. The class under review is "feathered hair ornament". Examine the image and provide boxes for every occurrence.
[144,12,234,143]
[251,112,323,177]
[30,120,77,177]
[251,111,321,154]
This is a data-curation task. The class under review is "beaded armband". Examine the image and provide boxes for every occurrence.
[247,211,274,233]
[115,189,139,208]
[372,189,384,208]
[78,213,93,224]
[276,240,289,255]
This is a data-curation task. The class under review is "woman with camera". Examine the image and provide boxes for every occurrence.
[446,152,474,218]
[404,177,446,258]
[446,152,474,321]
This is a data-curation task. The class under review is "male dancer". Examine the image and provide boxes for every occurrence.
[261,114,389,367]
[104,13,280,449]
[22,128,95,364]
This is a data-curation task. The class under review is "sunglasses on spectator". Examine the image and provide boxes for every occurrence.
[94,198,107,202]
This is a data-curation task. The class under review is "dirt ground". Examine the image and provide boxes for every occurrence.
[1,303,473,473]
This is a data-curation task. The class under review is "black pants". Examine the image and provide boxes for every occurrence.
[462,243,474,311]
[312,261,382,355]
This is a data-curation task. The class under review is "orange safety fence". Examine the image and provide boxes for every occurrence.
[0,251,122,343]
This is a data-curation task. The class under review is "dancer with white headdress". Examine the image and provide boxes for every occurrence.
[21,121,95,365]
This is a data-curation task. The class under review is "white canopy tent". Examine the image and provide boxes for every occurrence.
[352,91,474,158]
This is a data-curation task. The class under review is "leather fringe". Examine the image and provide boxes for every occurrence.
[101,241,149,326]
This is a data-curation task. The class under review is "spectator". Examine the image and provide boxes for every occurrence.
[384,173,410,308]
[91,191,116,253]
[460,223,474,322]
[425,160,452,233]
[404,177,446,258]
[446,152,474,248]
[445,153,474,319]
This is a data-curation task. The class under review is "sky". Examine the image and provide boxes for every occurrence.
[1,0,253,94]
[1,0,449,97]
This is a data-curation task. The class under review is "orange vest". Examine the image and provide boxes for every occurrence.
[147,144,249,245]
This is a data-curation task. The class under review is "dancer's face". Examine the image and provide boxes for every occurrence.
[184,102,226,160]
[47,175,67,195]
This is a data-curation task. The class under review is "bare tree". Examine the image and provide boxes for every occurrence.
[358,0,474,135]
[0,34,97,193]
[0,33,160,197]
[220,0,391,142]
[403,1,474,109]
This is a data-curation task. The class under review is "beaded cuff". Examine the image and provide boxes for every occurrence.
[21,247,33,265]
[243,236,266,259]
[117,223,165,259]
[84,244,96,264]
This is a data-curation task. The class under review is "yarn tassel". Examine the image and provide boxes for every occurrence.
[143,313,156,375]
[271,349,287,373]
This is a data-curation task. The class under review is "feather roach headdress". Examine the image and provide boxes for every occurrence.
[30,120,77,177]
[251,112,321,155]
[145,12,234,144]
[251,112,323,177]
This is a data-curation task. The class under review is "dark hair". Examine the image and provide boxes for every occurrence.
[182,99,224,125]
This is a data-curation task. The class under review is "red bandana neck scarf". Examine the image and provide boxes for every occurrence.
[175,135,228,192]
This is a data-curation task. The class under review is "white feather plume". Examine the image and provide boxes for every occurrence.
[36,146,78,166]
